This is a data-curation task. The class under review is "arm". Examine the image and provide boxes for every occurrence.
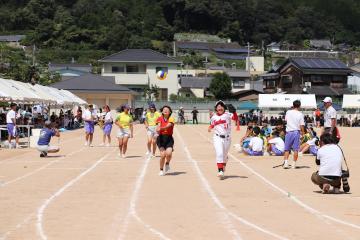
[130,123,134,138]
[54,129,60,137]
[300,125,305,136]
[160,122,173,131]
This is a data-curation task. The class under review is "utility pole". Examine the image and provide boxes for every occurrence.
[247,42,251,74]
[203,56,208,77]
[32,44,36,66]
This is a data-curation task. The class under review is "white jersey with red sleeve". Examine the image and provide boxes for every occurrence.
[210,112,235,136]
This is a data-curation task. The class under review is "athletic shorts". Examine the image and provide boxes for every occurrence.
[271,145,284,156]
[242,138,251,148]
[85,121,94,134]
[156,135,174,149]
[244,148,263,156]
[117,128,130,138]
[7,123,18,137]
[284,130,300,152]
[103,123,112,135]
[37,145,59,153]
[147,126,158,138]
[309,145,318,156]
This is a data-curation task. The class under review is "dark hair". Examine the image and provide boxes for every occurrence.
[10,103,17,108]
[160,105,172,116]
[320,133,334,145]
[253,126,261,136]
[104,105,110,111]
[215,100,227,111]
[272,131,280,137]
[293,100,301,108]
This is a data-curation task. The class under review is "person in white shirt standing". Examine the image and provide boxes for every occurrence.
[322,97,339,143]
[283,100,305,169]
[83,104,96,147]
[311,133,342,194]
[6,103,20,149]
[208,100,237,180]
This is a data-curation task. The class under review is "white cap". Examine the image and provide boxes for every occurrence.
[322,97,332,103]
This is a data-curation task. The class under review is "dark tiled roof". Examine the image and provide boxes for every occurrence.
[310,40,332,49]
[0,35,25,42]
[212,48,249,54]
[226,71,251,78]
[176,41,241,51]
[306,86,352,96]
[180,77,212,88]
[215,53,247,60]
[292,58,348,69]
[50,74,134,93]
[99,49,181,63]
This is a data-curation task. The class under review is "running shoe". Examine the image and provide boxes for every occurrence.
[159,170,165,176]
[40,152,47,158]
[291,161,297,169]
[84,142,89,146]
[298,152,303,157]
[217,171,225,180]
[165,164,170,173]
[145,150,151,155]
[332,187,340,194]
[283,161,289,169]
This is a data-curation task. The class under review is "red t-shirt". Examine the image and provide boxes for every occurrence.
[157,116,175,135]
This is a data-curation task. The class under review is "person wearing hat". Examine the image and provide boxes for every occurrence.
[322,97,339,142]
[115,104,133,158]
[6,103,20,149]
[145,103,161,156]
[37,121,60,157]
[208,100,238,180]
[83,104,97,147]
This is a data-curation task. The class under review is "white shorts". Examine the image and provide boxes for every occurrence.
[37,145,59,153]
[147,126,158,138]
[117,129,130,138]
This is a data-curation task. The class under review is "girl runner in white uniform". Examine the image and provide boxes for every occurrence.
[208,101,237,180]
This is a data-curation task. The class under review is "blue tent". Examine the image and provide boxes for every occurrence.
[238,101,257,110]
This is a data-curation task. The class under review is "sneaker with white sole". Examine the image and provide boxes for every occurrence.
[283,161,289,169]
[263,152,270,156]
[118,153,123,158]
[217,171,225,180]
[145,150,151,155]
[159,170,165,176]
[291,161,297,169]
[122,153,127,159]
[165,164,170,173]
[298,152,303,157]
[84,142,89,146]
[106,143,110,147]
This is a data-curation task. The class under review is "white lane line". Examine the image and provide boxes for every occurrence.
[0,213,34,240]
[116,154,171,240]
[194,127,360,231]
[176,129,287,240]
[0,147,86,187]
[36,148,116,240]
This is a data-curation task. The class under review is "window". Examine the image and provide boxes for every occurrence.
[233,79,245,88]
[266,80,276,88]
[281,75,292,88]
[126,65,139,73]
[112,66,124,73]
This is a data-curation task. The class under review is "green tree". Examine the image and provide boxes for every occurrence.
[209,72,232,100]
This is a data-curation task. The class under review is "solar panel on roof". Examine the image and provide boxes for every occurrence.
[293,58,348,69]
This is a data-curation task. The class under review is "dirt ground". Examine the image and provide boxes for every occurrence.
[0,124,359,240]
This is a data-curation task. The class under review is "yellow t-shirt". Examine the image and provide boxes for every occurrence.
[146,111,161,126]
[115,112,133,129]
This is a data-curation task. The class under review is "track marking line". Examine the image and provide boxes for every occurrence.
[36,148,116,240]
[0,147,86,187]
[194,127,360,231]
[176,129,287,240]
[116,151,171,239]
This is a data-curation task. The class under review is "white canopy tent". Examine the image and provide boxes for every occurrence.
[0,78,87,105]
[258,94,317,109]
[342,95,360,109]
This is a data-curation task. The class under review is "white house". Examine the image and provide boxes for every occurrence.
[99,49,181,100]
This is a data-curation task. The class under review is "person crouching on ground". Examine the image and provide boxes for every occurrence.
[208,100,238,180]
[37,121,60,157]
[156,105,175,176]
[311,133,342,194]
[267,131,285,156]
[243,126,264,156]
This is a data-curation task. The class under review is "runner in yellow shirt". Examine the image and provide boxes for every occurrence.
[115,104,133,158]
[144,103,161,157]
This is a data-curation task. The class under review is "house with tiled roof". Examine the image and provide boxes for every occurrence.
[99,49,181,100]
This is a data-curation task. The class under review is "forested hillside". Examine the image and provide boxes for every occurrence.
[1,0,360,51]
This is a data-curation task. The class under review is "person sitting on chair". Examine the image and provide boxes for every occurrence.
[311,133,342,194]
[37,121,60,157]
